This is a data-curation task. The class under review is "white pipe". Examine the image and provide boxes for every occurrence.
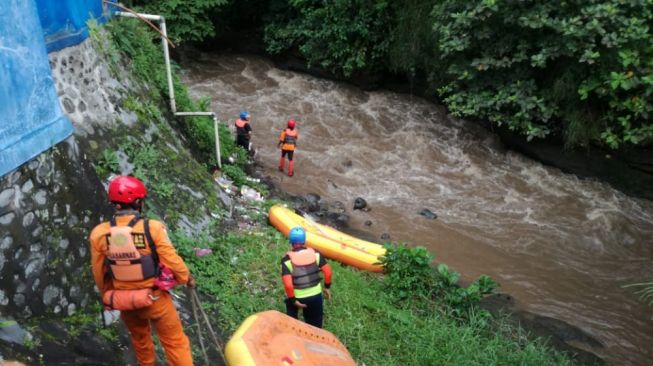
[159,19,177,114]
[115,11,161,21]
[115,11,222,169]
[175,112,215,116]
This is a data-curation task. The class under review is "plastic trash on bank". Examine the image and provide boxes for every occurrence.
[240,185,263,201]
[194,248,213,257]
[215,175,234,193]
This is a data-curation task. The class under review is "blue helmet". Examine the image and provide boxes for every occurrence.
[289,227,306,245]
[239,111,250,120]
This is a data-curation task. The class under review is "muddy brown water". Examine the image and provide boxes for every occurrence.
[180,52,653,365]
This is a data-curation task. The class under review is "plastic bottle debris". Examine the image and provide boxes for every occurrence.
[240,185,263,201]
[194,248,213,257]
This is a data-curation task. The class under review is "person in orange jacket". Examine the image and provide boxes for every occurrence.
[281,227,332,328]
[278,119,299,176]
[89,176,195,366]
[235,111,252,153]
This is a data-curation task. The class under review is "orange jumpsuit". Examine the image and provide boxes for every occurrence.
[89,215,193,366]
[279,128,299,176]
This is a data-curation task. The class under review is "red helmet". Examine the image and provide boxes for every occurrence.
[287,119,296,129]
[108,176,147,203]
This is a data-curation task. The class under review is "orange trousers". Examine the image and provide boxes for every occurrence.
[120,291,193,366]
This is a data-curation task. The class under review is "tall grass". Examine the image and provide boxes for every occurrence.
[173,225,574,366]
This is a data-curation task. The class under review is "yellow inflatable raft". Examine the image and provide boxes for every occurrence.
[268,205,385,272]
[225,310,356,366]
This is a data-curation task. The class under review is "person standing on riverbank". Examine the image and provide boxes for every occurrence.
[281,227,332,328]
[235,111,253,154]
[89,176,195,366]
[278,119,299,176]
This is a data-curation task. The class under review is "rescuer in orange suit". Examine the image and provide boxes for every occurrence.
[89,176,195,366]
[278,119,299,176]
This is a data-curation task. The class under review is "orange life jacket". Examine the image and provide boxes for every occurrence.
[235,118,250,136]
[105,216,159,282]
[287,248,320,289]
[280,128,298,151]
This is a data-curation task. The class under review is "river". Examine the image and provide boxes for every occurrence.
[180,51,653,365]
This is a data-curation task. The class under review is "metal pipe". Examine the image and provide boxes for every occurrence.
[115,11,161,21]
[113,10,222,169]
[159,18,177,114]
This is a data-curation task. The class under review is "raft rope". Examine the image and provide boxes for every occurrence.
[189,288,228,365]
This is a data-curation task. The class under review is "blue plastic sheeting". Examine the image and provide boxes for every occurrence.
[0,0,73,177]
[36,0,106,52]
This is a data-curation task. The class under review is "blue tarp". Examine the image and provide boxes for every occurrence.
[36,0,106,52]
[0,0,74,176]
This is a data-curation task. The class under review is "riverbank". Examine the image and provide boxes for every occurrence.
[251,166,604,365]
[170,179,578,365]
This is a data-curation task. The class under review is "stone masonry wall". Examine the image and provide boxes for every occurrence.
[0,37,130,319]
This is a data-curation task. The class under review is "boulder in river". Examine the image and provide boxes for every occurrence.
[305,193,321,212]
[353,197,367,210]
[419,209,438,220]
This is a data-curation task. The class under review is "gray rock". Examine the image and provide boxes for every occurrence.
[62,97,75,113]
[59,238,70,250]
[34,189,47,205]
[0,188,15,207]
[78,245,87,257]
[31,226,43,238]
[353,197,367,210]
[25,257,45,279]
[0,319,30,345]
[15,282,26,293]
[32,279,40,292]
[20,180,33,193]
[13,293,25,307]
[67,213,80,226]
[67,303,76,315]
[43,285,61,306]
[305,193,321,212]
[0,235,12,249]
[0,290,8,306]
[419,209,438,220]
[22,211,35,227]
[0,252,4,272]
[69,285,80,299]
[0,213,16,226]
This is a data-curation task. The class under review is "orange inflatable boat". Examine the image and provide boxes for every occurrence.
[268,205,385,272]
[225,310,356,366]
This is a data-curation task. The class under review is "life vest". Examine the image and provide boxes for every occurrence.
[105,215,159,282]
[283,128,298,145]
[280,128,298,151]
[286,248,322,299]
[235,118,250,136]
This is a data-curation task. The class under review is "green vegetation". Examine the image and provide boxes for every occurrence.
[624,281,653,307]
[262,0,653,148]
[264,0,391,77]
[171,224,573,365]
[124,0,228,43]
[124,0,653,148]
[89,15,577,365]
[94,148,119,179]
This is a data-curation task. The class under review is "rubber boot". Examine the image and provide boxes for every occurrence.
[288,160,294,177]
[279,157,285,172]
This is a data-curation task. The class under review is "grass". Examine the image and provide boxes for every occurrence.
[172,225,574,366]
[91,17,577,366]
